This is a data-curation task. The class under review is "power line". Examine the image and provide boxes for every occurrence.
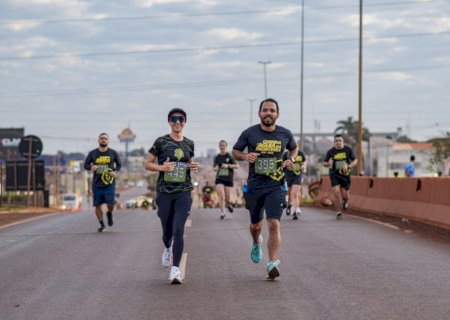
[0,1,444,25]
[1,31,448,61]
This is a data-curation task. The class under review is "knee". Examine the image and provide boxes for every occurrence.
[251,223,262,233]
[267,220,279,233]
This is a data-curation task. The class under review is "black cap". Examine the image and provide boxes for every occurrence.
[167,108,187,121]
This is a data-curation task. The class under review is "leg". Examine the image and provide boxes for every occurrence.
[332,185,343,213]
[215,183,226,216]
[156,193,174,248]
[225,186,234,213]
[250,220,263,244]
[95,205,104,222]
[290,184,300,219]
[171,192,192,267]
[267,219,281,261]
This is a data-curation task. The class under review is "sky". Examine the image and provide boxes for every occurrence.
[1,0,449,156]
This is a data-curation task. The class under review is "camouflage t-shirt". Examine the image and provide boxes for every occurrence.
[149,134,194,193]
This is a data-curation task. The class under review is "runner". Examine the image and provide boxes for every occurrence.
[83,133,122,232]
[144,108,199,284]
[201,181,215,209]
[283,149,307,220]
[214,140,239,219]
[322,134,357,219]
[233,98,298,280]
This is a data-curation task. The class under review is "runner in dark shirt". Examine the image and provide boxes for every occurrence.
[323,134,357,219]
[145,108,199,284]
[84,132,122,232]
[233,98,298,280]
[283,149,307,220]
[214,140,239,219]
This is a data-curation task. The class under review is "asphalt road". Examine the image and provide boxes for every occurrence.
[1,205,449,320]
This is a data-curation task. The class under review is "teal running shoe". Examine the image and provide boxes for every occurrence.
[251,235,263,263]
[267,260,280,280]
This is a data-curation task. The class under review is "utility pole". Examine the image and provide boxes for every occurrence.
[300,0,305,149]
[258,61,271,98]
[357,0,364,175]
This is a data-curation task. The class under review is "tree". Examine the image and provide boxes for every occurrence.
[427,132,450,174]
[334,116,371,149]
[397,135,417,143]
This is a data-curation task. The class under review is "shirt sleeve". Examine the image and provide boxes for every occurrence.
[286,130,297,151]
[149,138,160,157]
[114,150,122,172]
[233,129,248,151]
[348,147,356,162]
[325,150,332,161]
[83,151,93,171]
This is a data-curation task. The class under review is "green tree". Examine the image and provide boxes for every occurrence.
[427,132,450,174]
[334,116,370,149]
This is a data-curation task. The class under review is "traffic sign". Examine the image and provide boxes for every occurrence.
[19,135,43,159]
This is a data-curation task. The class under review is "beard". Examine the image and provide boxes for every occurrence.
[99,142,108,147]
[261,115,275,127]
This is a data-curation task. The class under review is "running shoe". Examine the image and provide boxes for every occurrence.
[267,260,280,280]
[162,247,172,267]
[107,211,114,226]
[227,203,234,213]
[169,266,183,284]
[97,225,105,233]
[336,212,343,220]
[251,235,263,263]
[220,213,226,220]
[293,212,298,220]
[343,201,349,211]
[286,205,291,216]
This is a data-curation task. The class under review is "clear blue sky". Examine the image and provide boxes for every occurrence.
[1,0,449,155]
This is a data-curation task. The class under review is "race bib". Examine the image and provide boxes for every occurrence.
[335,160,346,170]
[164,164,187,182]
[218,168,229,177]
[255,157,277,175]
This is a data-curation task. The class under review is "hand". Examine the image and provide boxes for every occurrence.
[246,152,259,164]
[282,159,294,170]
[342,163,349,172]
[91,165,98,173]
[301,164,307,174]
[328,159,333,167]
[222,164,229,169]
[161,157,175,172]
[190,161,199,173]
[108,170,117,178]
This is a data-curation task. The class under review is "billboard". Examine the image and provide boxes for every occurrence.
[0,128,24,160]
[5,160,45,191]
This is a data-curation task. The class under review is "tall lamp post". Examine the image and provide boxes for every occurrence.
[258,61,271,98]
[357,0,364,175]
[300,0,305,149]
[247,98,256,125]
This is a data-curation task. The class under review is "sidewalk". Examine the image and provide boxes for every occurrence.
[0,207,59,228]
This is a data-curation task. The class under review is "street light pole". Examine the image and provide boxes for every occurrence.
[258,61,271,98]
[357,0,363,175]
[300,0,305,149]
[247,98,256,125]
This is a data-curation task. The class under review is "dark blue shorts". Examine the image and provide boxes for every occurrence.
[285,173,304,187]
[92,185,116,207]
[243,185,287,224]
[330,174,351,191]
[215,179,234,187]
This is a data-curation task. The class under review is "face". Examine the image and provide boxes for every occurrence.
[258,101,279,126]
[168,113,186,133]
[219,142,227,153]
[98,134,109,147]
[334,137,344,149]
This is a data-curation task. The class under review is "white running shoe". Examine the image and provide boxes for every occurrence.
[169,266,183,284]
[161,247,172,267]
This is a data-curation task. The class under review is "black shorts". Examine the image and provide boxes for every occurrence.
[285,173,304,188]
[243,185,287,224]
[215,179,234,187]
[330,174,351,191]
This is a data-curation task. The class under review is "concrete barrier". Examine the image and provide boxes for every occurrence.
[317,176,450,230]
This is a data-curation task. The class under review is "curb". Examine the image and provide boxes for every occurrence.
[0,211,63,230]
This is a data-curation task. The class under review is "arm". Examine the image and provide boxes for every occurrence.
[83,151,97,173]
[114,151,122,172]
[145,153,174,172]
[232,149,259,164]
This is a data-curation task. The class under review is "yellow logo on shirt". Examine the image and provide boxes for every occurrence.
[174,148,184,161]
[95,156,111,165]
[255,140,281,154]
[334,152,347,161]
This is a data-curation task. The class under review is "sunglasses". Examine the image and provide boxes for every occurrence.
[170,115,185,123]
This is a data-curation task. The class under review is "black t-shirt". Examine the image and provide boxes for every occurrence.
[283,150,306,177]
[325,146,356,176]
[84,148,122,188]
[148,134,194,193]
[214,152,236,182]
[233,124,297,189]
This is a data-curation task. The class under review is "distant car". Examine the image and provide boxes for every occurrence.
[62,193,81,211]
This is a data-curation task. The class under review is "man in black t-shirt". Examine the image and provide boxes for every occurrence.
[323,134,357,219]
[233,98,298,280]
[84,132,122,232]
